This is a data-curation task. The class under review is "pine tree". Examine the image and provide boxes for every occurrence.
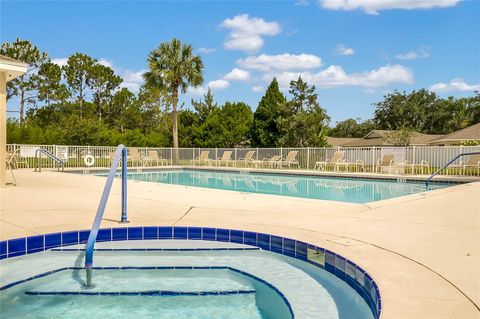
[251,78,286,146]
[277,76,329,147]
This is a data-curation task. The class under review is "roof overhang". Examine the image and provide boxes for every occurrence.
[429,138,480,144]
[0,57,28,82]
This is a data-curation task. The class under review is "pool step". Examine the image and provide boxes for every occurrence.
[25,289,256,297]
[17,267,256,295]
[50,247,260,252]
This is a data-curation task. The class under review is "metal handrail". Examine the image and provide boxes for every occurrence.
[84,144,128,287]
[35,148,65,172]
[425,152,480,186]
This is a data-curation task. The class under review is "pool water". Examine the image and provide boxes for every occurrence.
[0,240,374,319]
[100,169,449,203]
[1,268,287,319]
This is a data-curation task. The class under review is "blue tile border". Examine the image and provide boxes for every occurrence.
[0,226,381,318]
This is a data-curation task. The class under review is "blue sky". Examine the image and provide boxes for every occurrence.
[2,0,479,123]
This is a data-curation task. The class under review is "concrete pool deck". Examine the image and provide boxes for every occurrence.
[1,169,479,319]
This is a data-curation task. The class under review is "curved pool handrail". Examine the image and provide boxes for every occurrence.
[425,151,480,187]
[35,148,65,172]
[84,144,128,286]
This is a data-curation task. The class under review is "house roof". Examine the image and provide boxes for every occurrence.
[341,130,442,147]
[326,137,362,147]
[428,123,480,144]
[363,130,392,139]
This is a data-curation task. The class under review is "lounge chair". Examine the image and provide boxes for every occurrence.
[5,151,17,185]
[450,154,480,176]
[401,160,429,175]
[347,160,365,172]
[314,151,345,171]
[8,149,29,168]
[237,150,255,167]
[279,151,300,169]
[376,154,395,174]
[191,151,211,166]
[215,151,234,167]
[146,150,168,166]
[413,160,430,175]
[257,155,282,168]
[128,148,143,166]
[6,149,18,169]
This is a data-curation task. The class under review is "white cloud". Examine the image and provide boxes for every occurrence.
[207,79,230,90]
[221,14,281,52]
[122,70,143,83]
[188,68,249,95]
[320,0,461,15]
[198,47,215,54]
[237,53,322,71]
[334,44,354,56]
[394,52,419,60]
[98,58,113,68]
[430,78,480,92]
[272,64,413,89]
[252,86,264,93]
[395,47,430,60]
[188,86,208,96]
[223,68,250,81]
[97,60,145,93]
[51,57,68,67]
[120,70,146,93]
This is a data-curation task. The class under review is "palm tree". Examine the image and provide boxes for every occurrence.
[143,39,204,150]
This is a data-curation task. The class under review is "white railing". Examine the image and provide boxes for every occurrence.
[6,143,480,176]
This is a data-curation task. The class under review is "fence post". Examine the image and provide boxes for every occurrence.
[234,148,237,161]
[170,147,173,165]
[372,147,376,173]
[413,145,416,165]
[256,147,259,160]
[306,147,310,170]
[53,144,56,169]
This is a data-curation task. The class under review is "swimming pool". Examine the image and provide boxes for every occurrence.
[96,168,450,203]
[1,228,380,319]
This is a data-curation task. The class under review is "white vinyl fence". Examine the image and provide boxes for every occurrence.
[6,144,480,176]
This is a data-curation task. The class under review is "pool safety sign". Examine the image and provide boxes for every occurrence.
[19,145,40,158]
[55,146,69,162]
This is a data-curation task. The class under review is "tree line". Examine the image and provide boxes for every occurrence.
[330,89,479,138]
[3,38,479,147]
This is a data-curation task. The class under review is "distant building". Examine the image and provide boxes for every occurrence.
[326,130,442,147]
[325,137,362,147]
[427,123,480,146]
[326,123,480,147]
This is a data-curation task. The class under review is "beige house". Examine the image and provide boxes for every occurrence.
[427,123,480,146]
[325,137,362,147]
[0,55,27,187]
[327,130,442,147]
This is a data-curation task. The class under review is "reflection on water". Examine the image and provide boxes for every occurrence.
[108,170,448,204]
